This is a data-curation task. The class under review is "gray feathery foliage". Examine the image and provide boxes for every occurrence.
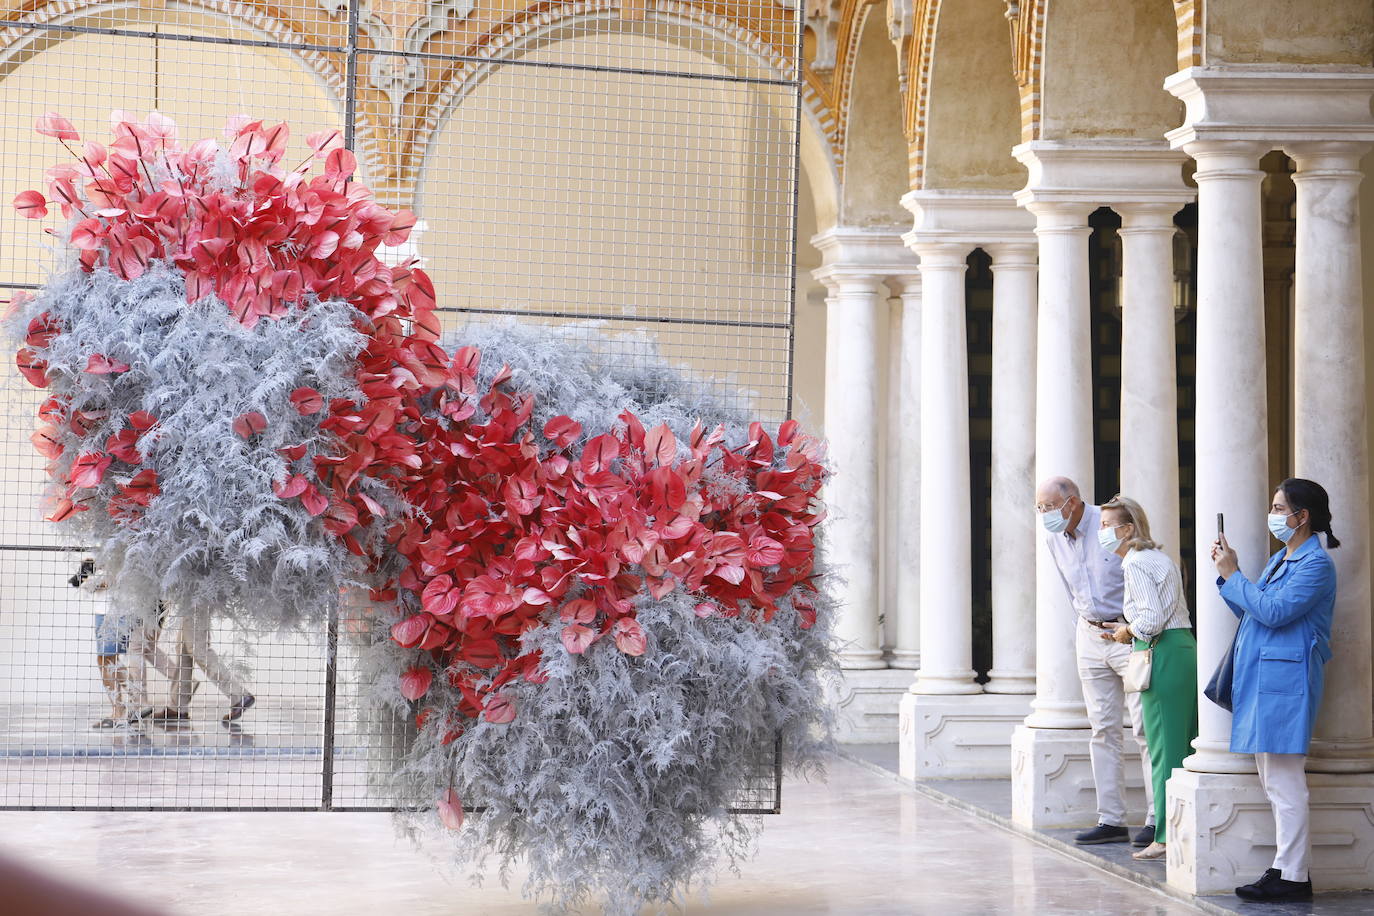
[359,320,838,914]
[7,262,377,628]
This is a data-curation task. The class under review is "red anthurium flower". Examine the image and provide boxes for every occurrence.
[399,666,433,701]
[560,623,597,655]
[30,426,63,459]
[298,483,328,517]
[289,387,323,415]
[612,617,647,656]
[118,469,160,506]
[16,349,50,388]
[70,452,113,488]
[13,190,48,219]
[543,415,582,448]
[46,497,86,522]
[390,614,431,649]
[232,412,267,438]
[35,112,79,141]
[438,788,464,830]
[482,693,516,724]
[85,353,130,375]
[104,429,142,464]
[272,474,308,499]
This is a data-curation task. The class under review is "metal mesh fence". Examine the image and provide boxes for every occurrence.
[0,0,799,814]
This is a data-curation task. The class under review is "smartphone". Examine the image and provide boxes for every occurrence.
[1217,512,1225,537]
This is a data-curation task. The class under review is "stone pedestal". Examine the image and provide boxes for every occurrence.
[826,668,915,744]
[900,693,1032,779]
[1167,770,1374,895]
[1010,725,1150,829]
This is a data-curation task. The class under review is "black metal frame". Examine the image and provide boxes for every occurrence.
[0,0,800,817]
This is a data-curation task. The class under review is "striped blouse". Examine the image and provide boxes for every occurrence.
[1121,547,1192,640]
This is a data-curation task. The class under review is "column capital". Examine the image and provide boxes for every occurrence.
[1013,139,1191,211]
[810,225,918,283]
[885,272,922,298]
[983,241,1039,269]
[1115,201,1188,231]
[907,240,975,267]
[1180,138,1268,175]
[900,189,1035,254]
[1165,65,1374,151]
[1285,139,1372,175]
[810,267,888,297]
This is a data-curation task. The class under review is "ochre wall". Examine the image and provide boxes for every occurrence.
[1206,0,1374,66]
[1039,0,1181,139]
[839,8,909,226]
[923,0,1023,189]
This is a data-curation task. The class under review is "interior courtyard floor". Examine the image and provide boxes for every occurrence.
[0,754,1202,915]
[840,744,1374,916]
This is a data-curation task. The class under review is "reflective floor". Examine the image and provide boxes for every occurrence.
[0,756,1198,915]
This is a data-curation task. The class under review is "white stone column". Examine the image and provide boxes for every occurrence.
[890,276,922,670]
[983,242,1039,695]
[909,242,980,696]
[898,191,1035,780]
[1288,140,1374,774]
[1162,69,1374,894]
[812,228,921,743]
[1182,140,1272,777]
[815,268,888,670]
[1023,198,1096,727]
[1116,203,1186,559]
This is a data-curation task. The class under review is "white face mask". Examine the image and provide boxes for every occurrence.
[1268,512,1298,543]
[1041,508,1070,534]
[1097,525,1125,553]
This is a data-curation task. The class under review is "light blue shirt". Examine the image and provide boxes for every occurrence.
[1044,503,1125,623]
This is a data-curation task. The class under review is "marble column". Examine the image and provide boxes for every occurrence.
[1023,199,1095,727]
[983,242,1039,695]
[812,227,921,743]
[1181,141,1271,777]
[1288,141,1374,774]
[890,276,922,670]
[897,191,1036,780]
[817,270,888,670]
[1117,203,1184,558]
[1161,68,1374,894]
[1009,198,1100,827]
[909,242,980,696]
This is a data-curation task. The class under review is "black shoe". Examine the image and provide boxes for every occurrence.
[1235,868,1313,902]
[149,707,190,723]
[1132,824,1156,847]
[1074,823,1130,845]
[223,694,255,723]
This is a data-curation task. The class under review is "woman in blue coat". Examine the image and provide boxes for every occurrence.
[1211,478,1337,904]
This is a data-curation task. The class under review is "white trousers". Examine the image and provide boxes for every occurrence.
[1076,617,1154,827]
[169,613,248,710]
[1255,752,1310,881]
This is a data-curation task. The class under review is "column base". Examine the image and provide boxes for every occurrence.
[1010,725,1150,829]
[825,668,913,744]
[1167,769,1374,895]
[899,692,1031,779]
[888,650,921,670]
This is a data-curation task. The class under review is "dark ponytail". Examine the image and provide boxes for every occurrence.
[1278,478,1341,549]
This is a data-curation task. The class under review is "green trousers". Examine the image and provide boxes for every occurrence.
[1137,627,1198,843]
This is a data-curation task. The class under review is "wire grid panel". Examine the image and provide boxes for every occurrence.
[0,0,800,812]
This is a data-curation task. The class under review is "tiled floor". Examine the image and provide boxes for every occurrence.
[0,755,1201,915]
[841,744,1374,916]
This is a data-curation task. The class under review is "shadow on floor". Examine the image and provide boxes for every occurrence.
[839,744,1374,916]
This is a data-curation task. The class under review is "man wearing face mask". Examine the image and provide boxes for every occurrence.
[1035,476,1154,847]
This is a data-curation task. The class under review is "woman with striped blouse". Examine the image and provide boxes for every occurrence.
[1097,495,1198,862]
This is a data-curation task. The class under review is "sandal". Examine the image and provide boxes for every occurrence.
[1133,841,1168,860]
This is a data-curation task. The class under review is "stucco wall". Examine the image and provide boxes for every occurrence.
[840,8,910,225]
[923,0,1023,189]
[1040,0,1181,139]
[1207,0,1374,66]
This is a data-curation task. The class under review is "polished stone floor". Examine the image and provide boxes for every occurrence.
[0,756,1198,915]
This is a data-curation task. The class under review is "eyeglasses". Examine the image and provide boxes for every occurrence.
[1036,496,1073,514]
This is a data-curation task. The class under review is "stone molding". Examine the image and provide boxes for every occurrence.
[1012,140,1196,211]
[811,225,919,289]
[1010,724,1151,829]
[900,693,1032,779]
[1165,66,1374,150]
[901,189,1036,250]
[827,668,916,744]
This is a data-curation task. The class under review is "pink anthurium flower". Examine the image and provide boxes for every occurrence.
[13,190,48,219]
[35,112,79,141]
[399,666,433,701]
[438,788,464,830]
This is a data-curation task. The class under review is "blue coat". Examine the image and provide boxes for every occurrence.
[1217,536,1335,755]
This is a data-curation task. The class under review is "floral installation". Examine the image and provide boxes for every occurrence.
[9,112,837,913]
